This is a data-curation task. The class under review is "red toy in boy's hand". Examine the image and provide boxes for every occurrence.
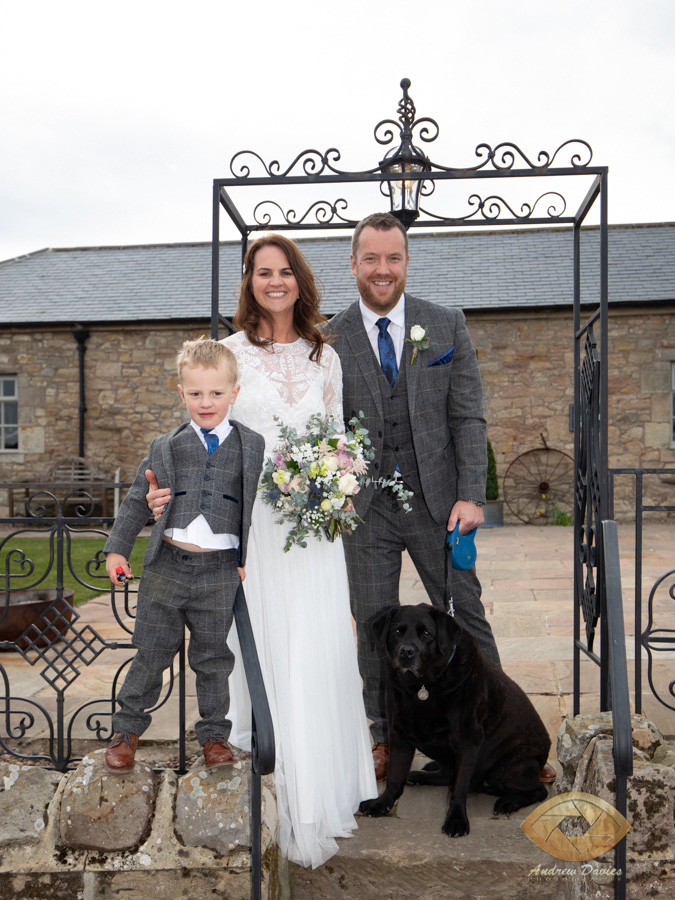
[115,566,133,585]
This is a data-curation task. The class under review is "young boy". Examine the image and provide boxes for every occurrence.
[103,337,264,773]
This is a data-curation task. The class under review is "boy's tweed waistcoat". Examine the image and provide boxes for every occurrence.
[165,427,243,535]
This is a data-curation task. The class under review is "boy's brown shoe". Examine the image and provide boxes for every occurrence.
[104,732,139,773]
[202,738,235,767]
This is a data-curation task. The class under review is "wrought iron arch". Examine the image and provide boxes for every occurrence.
[211,77,609,708]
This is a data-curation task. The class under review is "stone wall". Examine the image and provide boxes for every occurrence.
[0,750,279,900]
[469,304,675,520]
[555,712,675,900]
[0,323,210,487]
[1,305,674,521]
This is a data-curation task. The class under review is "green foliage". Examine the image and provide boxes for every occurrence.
[548,504,573,527]
[0,536,150,605]
[486,439,499,501]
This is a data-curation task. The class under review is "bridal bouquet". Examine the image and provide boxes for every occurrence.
[260,413,412,552]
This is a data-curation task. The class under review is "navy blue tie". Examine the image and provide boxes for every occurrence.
[200,428,219,455]
[376,317,398,386]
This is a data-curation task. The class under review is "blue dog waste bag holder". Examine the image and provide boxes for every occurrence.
[447,523,477,570]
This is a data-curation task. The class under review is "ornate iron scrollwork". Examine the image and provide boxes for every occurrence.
[252,198,353,228]
[227,81,593,183]
[374,76,439,155]
[0,510,136,768]
[641,569,675,711]
[576,327,602,651]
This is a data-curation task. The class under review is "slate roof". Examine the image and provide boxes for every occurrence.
[1,223,673,326]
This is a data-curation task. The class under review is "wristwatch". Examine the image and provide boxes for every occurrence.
[466,499,485,508]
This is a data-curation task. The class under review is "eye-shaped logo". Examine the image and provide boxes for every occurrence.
[521,792,631,862]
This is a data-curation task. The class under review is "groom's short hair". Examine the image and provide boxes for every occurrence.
[351,212,409,259]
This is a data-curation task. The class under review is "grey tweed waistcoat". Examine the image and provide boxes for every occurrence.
[378,357,422,495]
[165,427,243,535]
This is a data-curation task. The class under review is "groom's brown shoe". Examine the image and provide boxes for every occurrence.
[539,762,557,783]
[372,742,389,782]
[104,732,139,773]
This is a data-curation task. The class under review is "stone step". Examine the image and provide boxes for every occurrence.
[287,784,558,900]
[0,751,281,900]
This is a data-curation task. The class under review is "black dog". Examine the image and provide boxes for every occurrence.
[359,604,550,837]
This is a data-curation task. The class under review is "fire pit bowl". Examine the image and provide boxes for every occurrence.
[0,589,75,650]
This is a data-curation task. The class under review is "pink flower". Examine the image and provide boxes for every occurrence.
[279,475,302,495]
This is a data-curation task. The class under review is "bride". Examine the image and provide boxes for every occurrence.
[223,234,377,868]
[149,234,376,868]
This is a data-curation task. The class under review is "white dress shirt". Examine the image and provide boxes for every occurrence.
[164,417,239,550]
[359,294,406,368]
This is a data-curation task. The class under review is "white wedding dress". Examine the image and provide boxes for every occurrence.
[222,331,377,869]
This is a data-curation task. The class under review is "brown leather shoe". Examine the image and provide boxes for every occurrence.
[104,732,139,773]
[372,742,389,783]
[202,737,235,767]
[539,762,557,783]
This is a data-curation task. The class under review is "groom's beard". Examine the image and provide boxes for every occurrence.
[354,272,406,316]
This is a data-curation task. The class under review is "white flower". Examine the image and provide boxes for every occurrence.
[338,473,358,496]
[406,324,430,364]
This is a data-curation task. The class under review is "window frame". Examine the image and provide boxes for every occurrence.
[0,375,19,452]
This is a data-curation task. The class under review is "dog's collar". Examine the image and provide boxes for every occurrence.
[417,645,457,701]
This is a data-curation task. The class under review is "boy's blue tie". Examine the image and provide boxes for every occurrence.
[200,428,219,455]
[376,317,398,386]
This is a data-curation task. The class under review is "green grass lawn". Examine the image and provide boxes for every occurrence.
[0,536,150,605]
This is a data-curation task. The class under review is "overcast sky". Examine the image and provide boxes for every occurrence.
[1,0,673,263]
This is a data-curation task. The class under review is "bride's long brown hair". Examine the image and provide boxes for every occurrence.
[234,234,328,363]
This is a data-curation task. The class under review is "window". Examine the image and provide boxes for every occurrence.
[0,376,18,450]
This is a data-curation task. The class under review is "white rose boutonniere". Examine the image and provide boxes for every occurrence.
[405,324,430,364]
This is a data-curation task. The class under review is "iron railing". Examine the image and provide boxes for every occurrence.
[0,483,274,900]
[573,480,675,899]
[609,468,675,715]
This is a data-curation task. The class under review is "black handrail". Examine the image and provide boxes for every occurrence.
[233,584,276,900]
[601,520,633,900]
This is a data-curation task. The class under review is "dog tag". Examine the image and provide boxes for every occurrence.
[417,685,429,701]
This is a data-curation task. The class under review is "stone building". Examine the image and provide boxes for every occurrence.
[1,223,674,521]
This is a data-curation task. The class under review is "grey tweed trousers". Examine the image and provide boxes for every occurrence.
[343,488,500,743]
[113,541,240,745]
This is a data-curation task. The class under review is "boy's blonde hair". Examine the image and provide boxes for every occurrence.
[176,336,238,383]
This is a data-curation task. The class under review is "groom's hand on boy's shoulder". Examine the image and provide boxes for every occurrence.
[145,469,171,521]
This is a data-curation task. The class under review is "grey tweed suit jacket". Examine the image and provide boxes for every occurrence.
[104,420,264,567]
[329,294,487,525]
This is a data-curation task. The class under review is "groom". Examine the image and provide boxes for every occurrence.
[329,212,500,782]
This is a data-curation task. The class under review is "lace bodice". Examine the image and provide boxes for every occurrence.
[221,332,344,454]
